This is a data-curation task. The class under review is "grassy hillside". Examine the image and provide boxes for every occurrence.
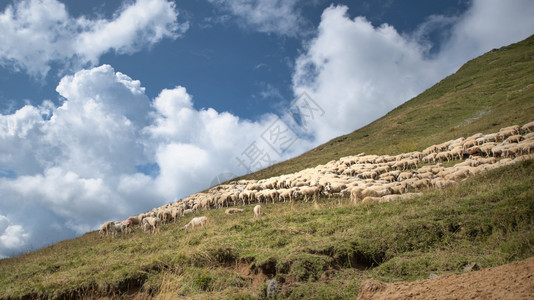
[1,158,533,299]
[1,36,534,299]
[241,35,534,181]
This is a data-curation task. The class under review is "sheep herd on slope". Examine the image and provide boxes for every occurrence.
[99,121,534,238]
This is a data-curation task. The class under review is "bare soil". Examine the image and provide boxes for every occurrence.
[358,257,534,300]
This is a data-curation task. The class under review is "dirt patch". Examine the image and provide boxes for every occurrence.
[358,257,534,300]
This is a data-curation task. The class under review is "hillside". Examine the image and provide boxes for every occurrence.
[1,36,534,299]
[241,35,534,181]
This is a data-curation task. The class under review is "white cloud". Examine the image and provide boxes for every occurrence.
[0,215,30,258]
[292,1,534,144]
[293,5,441,142]
[436,0,534,72]
[0,65,162,258]
[0,0,187,79]
[207,0,305,37]
[0,65,286,258]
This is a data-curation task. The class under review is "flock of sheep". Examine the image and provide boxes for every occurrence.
[99,121,534,238]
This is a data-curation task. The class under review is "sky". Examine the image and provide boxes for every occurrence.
[0,0,533,258]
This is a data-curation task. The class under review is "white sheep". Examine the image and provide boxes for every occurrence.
[99,221,112,238]
[521,121,534,133]
[299,185,323,202]
[183,216,208,231]
[503,134,523,144]
[110,221,126,238]
[225,208,244,214]
[182,209,194,216]
[142,217,161,234]
[254,205,262,218]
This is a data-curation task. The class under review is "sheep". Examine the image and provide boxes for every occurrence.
[142,217,161,234]
[389,182,408,195]
[99,221,112,238]
[398,171,415,181]
[406,178,431,190]
[361,196,381,204]
[432,179,457,189]
[157,209,173,224]
[110,221,126,238]
[381,192,423,202]
[182,209,194,216]
[449,146,464,160]
[503,134,523,144]
[183,216,208,231]
[436,152,451,162]
[497,129,516,141]
[324,182,347,198]
[422,153,437,163]
[171,207,183,222]
[465,146,482,156]
[128,215,142,228]
[520,140,534,154]
[476,133,498,144]
[299,185,323,202]
[422,145,437,156]
[499,125,521,135]
[351,186,391,204]
[225,208,244,214]
[278,189,293,202]
[522,121,534,133]
[479,142,497,157]
[254,205,262,218]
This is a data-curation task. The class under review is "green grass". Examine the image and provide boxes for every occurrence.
[1,33,534,300]
[1,159,533,299]
[237,35,534,181]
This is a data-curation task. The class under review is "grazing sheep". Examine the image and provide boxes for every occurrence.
[381,192,423,203]
[361,196,381,204]
[157,209,173,224]
[225,208,244,214]
[110,221,125,238]
[436,152,451,162]
[128,216,142,228]
[278,189,293,202]
[398,171,415,181]
[183,216,208,231]
[121,219,133,235]
[182,209,194,216]
[324,182,347,198]
[504,134,523,144]
[171,207,183,223]
[142,217,161,234]
[521,121,534,133]
[254,205,262,218]
[499,125,521,135]
[99,221,112,238]
[299,185,323,202]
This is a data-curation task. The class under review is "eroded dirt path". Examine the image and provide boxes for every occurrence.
[358,257,534,300]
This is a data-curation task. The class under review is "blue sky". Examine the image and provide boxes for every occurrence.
[0,0,469,118]
[0,0,533,258]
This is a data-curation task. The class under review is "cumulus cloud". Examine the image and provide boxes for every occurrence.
[292,1,534,144]
[0,0,187,79]
[207,0,305,37]
[0,65,291,258]
[0,215,30,258]
[0,65,161,257]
